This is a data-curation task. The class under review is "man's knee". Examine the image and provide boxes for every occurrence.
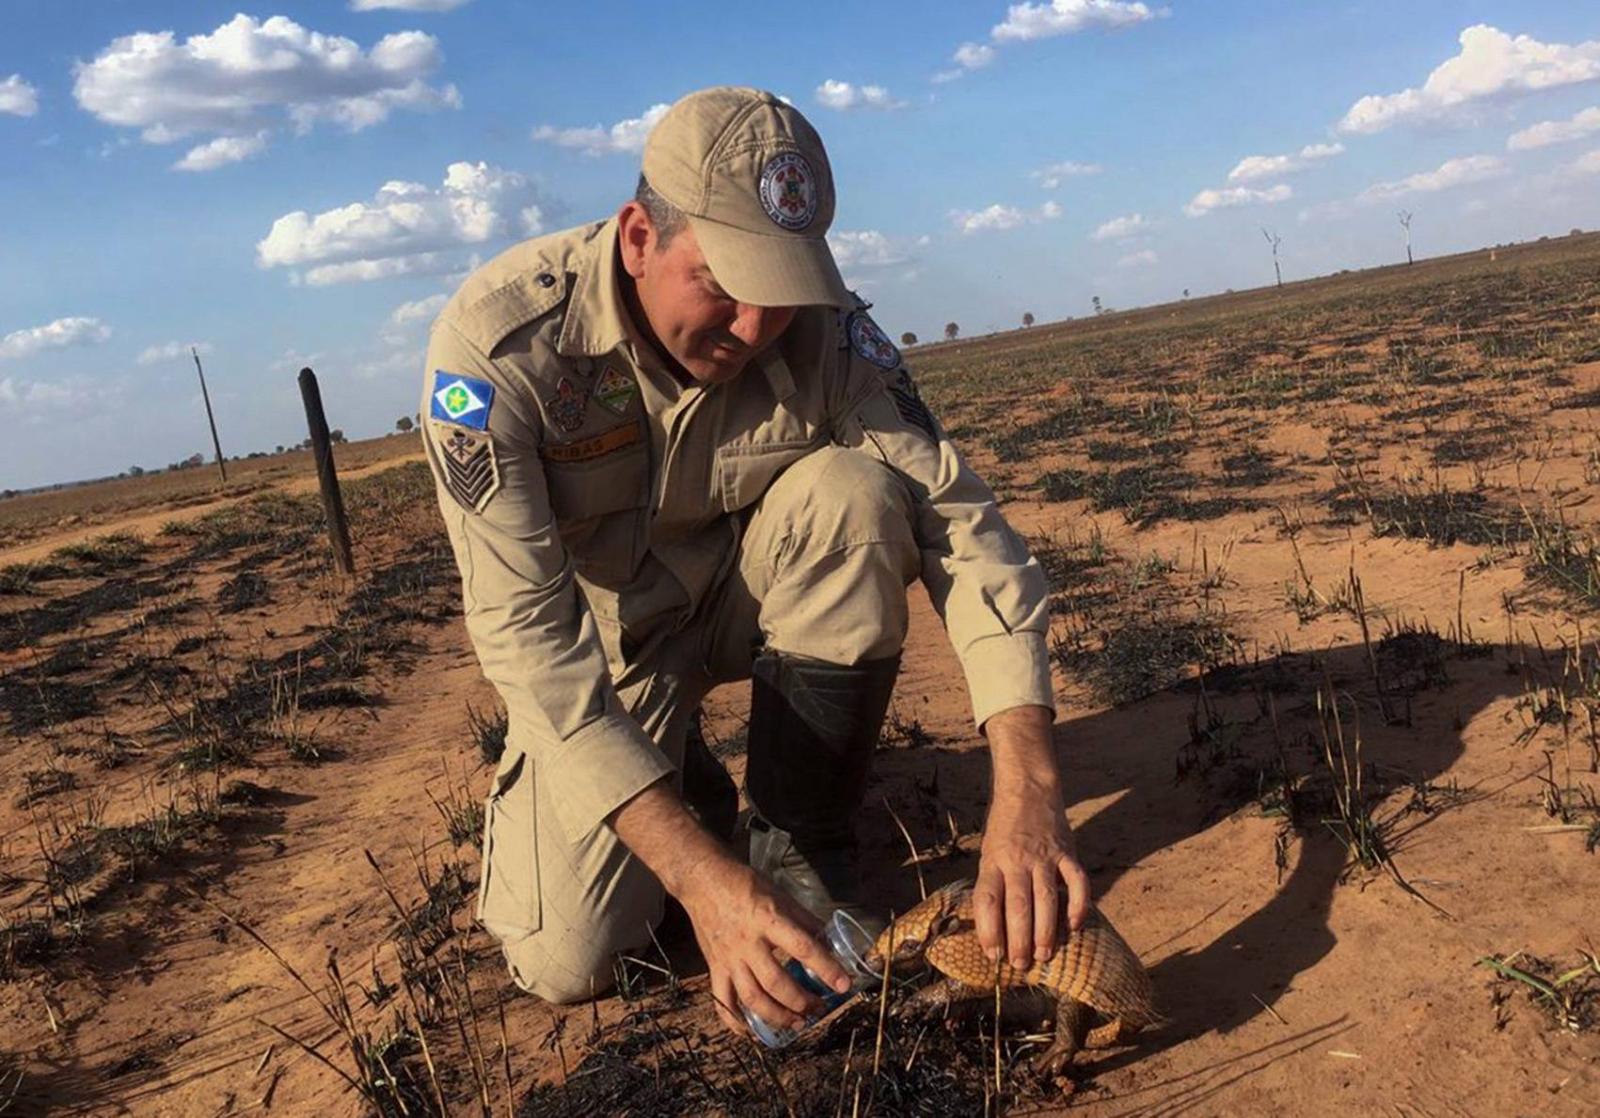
[495,919,643,1005]
[769,448,917,574]
[488,866,663,1005]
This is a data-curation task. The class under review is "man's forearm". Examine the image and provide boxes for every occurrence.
[608,777,730,899]
[983,704,1061,800]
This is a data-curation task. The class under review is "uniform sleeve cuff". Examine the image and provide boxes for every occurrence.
[542,707,676,844]
[962,632,1056,729]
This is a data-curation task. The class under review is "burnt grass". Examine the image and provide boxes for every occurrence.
[518,1000,1048,1118]
[1064,614,1241,706]
[1039,465,1254,526]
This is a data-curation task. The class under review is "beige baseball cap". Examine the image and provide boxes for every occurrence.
[642,87,852,309]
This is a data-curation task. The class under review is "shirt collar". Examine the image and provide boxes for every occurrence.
[556,218,628,359]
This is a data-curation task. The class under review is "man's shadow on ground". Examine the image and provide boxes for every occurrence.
[858,635,1533,1066]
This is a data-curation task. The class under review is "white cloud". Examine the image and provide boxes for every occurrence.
[1508,106,1600,150]
[173,132,269,172]
[1573,149,1600,176]
[954,42,996,70]
[1227,142,1344,182]
[0,375,96,412]
[938,1,1163,80]
[1116,249,1158,268]
[389,293,449,327]
[1339,25,1600,134]
[1184,183,1292,217]
[827,230,928,269]
[1091,212,1148,240]
[1360,154,1507,200]
[992,0,1167,43]
[137,340,212,365]
[257,161,550,285]
[355,345,423,381]
[950,202,1062,234]
[72,14,459,155]
[531,103,670,156]
[814,80,905,112]
[1032,160,1103,188]
[0,74,38,116]
[351,0,471,10]
[0,317,112,361]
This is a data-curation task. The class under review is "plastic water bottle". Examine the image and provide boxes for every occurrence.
[742,910,877,1048]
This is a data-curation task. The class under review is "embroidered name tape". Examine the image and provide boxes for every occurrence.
[543,422,643,464]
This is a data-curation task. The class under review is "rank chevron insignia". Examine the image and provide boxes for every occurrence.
[437,427,498,510]
[430,371,495,431]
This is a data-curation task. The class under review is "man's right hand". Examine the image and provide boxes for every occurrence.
[610,779,850,1036]
[678,855,852,1035]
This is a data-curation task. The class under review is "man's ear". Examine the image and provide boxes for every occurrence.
[617,200,653,280]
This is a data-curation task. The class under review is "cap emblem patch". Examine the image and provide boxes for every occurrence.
[847,312,901,370]
[758,151,818,231]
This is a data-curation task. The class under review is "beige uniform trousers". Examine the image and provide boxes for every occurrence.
[477,446,918,1002]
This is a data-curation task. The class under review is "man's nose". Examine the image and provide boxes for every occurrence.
[728,303,783,347]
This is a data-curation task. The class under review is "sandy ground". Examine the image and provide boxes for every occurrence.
[4,242,1600,1116]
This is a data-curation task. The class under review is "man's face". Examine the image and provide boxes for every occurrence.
[628,214,799,384]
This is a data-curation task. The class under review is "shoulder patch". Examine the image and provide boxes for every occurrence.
[430,371,495,431]
[847,311,901,370]
[887,368,939,442]
[431,423,500,511]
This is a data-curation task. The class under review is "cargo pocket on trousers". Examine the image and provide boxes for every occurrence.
[475,752,542,938]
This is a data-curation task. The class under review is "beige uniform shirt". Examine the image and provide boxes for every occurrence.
[421,218,1052,847]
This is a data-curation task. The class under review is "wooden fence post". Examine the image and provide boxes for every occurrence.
[297,366,355,576]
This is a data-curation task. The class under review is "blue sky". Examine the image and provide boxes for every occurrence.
[3,1,1599,490]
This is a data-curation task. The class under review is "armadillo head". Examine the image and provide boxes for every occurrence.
[863,881,969,972]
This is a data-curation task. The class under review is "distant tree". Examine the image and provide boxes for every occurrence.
[127,465,144,477]
[329,429,347,444]
[1022,312,1035,327]
[1091,295,1103,316]
[1572,228,1586,237]
[275,445,285,454]
[1398,210,1414,265]
[396,415,415,433]
[1182,288,1190,299]
[943,322,959,340]
[900,331,917,346]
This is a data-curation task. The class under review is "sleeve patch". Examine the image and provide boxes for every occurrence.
[433,423,500,510]
[888,369,939,441]
[847,311,901,369]
[430,371,495,431]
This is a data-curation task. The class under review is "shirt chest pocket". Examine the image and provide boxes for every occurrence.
[544,441,650,587]
[716,435,827,513]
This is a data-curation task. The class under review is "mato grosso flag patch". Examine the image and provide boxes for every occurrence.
[431,371,494,430]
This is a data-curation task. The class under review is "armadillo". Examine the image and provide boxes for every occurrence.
[863,879,1159,1075]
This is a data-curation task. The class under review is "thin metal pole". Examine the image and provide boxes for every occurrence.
[192,346,227,484]
[297,366,355,576]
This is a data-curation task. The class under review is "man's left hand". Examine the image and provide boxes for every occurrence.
[973,705,1092,970]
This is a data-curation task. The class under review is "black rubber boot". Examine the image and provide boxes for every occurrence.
[681,708,739,845]
[745,651,900,928]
